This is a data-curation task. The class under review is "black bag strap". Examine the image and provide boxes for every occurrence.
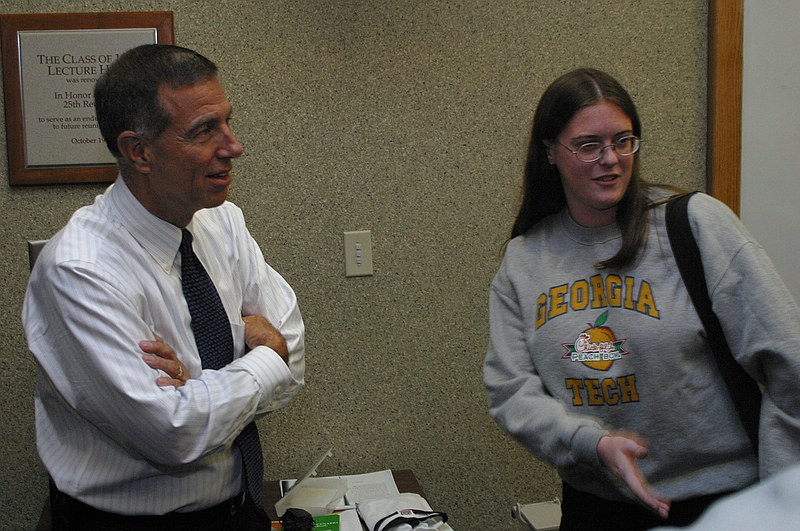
[665,192,761,451]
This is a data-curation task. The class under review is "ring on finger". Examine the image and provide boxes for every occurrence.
[176,366,184,380]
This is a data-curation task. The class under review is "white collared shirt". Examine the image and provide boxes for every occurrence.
[23,176,305,514]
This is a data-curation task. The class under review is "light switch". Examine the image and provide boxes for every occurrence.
[343,230,373,277]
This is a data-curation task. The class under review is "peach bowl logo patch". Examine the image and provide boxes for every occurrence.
[561,310,628,371]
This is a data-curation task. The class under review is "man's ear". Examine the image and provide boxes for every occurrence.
[117,131,152,174]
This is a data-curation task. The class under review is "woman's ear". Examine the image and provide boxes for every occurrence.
[543,141,556,165]
[116,131,151,174]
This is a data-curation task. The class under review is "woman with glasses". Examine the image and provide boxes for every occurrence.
[483,68,800,530]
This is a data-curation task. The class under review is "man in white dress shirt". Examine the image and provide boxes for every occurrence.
[22,44,305,530]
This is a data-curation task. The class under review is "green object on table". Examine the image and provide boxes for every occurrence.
[312,514,340,530]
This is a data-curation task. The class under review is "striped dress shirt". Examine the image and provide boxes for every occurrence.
[22,176,305,514]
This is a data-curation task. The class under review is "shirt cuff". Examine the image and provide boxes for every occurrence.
[231,346,298,411]
[573,425,607,467]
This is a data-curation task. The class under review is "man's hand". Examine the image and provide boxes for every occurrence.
[141,334,189,388]
[597,432,671,519]
[243,314,289,364]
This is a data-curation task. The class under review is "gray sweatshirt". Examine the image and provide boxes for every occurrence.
[484,190,800,503]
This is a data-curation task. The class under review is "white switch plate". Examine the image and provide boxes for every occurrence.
[343,230,373,277]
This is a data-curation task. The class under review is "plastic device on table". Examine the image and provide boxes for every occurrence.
[274,448,348,517]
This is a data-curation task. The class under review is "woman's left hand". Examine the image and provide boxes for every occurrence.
[597,431,671,518]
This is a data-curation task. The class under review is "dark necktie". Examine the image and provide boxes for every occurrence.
[180,228,264,507]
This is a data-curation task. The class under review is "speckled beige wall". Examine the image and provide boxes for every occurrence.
[0,1,707,529]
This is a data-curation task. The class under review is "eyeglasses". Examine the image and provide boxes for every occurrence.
[557,135,641,163]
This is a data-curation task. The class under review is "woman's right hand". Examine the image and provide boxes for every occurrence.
[597,432,671,518]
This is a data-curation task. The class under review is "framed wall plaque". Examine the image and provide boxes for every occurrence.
[1,12,174,185]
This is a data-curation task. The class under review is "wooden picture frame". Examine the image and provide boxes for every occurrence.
[0,11,174,186]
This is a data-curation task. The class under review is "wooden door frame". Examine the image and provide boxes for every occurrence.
[707,0,743,214]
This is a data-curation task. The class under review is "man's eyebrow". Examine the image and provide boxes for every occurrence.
[185,105,233,136]
[185,114,223,137]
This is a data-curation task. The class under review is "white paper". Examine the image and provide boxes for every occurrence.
[345,470,400,504]
[337,509,362,531]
